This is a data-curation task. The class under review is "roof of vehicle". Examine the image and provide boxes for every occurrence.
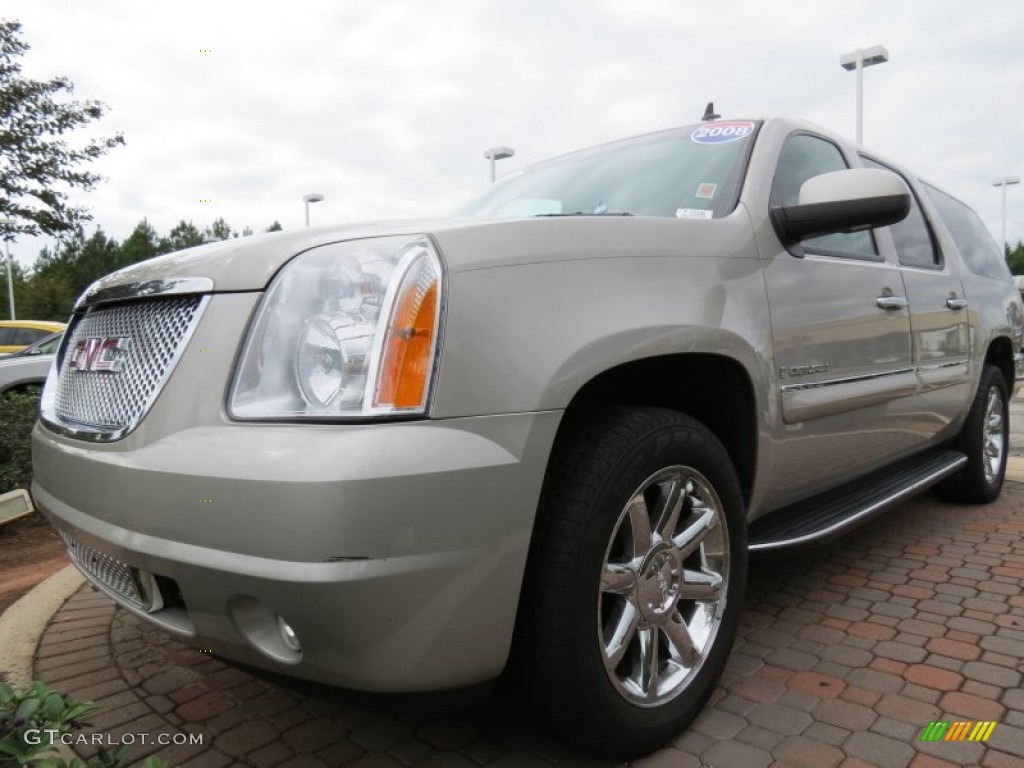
[0,320,66,331]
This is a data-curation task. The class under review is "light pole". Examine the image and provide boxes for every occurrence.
[303,193,324,227]
[484,146,515,183]
[839,45,889,145]
[993,177,1021,253]
[0,217,16,321]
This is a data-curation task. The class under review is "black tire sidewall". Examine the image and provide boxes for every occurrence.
[948,365,1010,503]
[539,409,747,755]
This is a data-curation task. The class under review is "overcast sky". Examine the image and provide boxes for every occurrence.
[4,0,1023,268]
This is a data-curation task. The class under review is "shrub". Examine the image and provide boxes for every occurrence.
[0,390,39,494]
[0,680,164,767]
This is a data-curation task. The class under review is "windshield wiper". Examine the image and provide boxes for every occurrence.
[535,211,633,217]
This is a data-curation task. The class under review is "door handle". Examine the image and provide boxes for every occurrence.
[876,295,908,311]
[946,298,968,311]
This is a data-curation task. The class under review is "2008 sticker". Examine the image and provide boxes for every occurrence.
[691,121,755,144]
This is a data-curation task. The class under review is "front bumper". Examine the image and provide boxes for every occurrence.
[33,412,560,691]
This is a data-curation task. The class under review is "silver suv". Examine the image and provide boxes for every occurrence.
[34,116,1023,758]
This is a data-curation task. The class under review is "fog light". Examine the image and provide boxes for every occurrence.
[277,615,302,652]
[227,594,302,664]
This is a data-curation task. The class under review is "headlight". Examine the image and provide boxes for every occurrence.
[229,235,443,419]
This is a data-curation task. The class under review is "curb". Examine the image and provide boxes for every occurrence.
[0,564,84,689]
[1007,455,1024,483]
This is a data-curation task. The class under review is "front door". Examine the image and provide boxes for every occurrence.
[760,133,917,504]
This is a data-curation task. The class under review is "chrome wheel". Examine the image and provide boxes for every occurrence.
[599,466,729,707]
[983,385,1006,484]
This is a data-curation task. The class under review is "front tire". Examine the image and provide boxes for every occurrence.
[514,407,747,758]
[936,364,1010,504]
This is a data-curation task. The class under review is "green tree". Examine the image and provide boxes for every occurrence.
[0,20,125,240]
[205,217,233,241]
[116,217,160,274]
[1006,240,1024,276]
[18,272,74,320]
[158,220,204,253]
[0,259,28,321]
[265,220,283,232]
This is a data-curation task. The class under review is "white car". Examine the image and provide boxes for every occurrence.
[0,332,62,395]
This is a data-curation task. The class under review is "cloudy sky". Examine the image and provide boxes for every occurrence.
[4,0,1023,267]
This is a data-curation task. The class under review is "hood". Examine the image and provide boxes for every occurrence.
[83,212,754,296]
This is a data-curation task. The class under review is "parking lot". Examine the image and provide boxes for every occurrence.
[3,447,1021,767]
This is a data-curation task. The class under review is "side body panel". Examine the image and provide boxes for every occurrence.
[431,215,771,419]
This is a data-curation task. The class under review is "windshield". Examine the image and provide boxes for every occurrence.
[457,121,758,220]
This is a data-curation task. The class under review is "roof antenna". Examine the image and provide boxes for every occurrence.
[701,102,720,122]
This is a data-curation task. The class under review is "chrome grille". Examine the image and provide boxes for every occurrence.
[47,295,204,440]
[60,531,145,609]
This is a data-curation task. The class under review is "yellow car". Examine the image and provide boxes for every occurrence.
[0,320,67,355]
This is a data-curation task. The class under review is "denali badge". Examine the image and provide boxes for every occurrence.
[68,337,131,373]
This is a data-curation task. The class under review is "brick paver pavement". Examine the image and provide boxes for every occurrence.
[33,483,1024,767]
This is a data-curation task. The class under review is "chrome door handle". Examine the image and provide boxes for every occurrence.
[876,295,908,311]
[946,298,968,310]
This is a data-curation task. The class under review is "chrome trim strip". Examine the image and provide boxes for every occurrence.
[77,277,214,309]
[780,360,968,394]
[780,367,915,393]
[40,295,211,442]
[915,361,969,372]
[749,453,967,552]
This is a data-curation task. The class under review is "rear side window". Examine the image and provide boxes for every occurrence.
[0,328,14,345]
[13,327,47,345]
[923,184,1010,280]
[861,157,940,269]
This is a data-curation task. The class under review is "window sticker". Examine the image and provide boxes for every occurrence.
[676,208,714,219]
[690,121,756,145]
[695,183,717,200]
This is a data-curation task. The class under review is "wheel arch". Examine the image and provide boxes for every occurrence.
[984,335,1015,393]
[556,353,758,505]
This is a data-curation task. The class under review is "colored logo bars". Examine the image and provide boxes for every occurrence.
[920,721,997,742]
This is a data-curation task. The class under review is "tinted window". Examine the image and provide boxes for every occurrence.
[861,157,939,268]
[13,327,47,344]
[0,328,15,345]
[923,184,1009,280]
[772,134,876,258]
[34,334,62,355]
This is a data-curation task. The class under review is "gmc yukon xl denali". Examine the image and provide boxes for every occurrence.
[33,116,1024,757]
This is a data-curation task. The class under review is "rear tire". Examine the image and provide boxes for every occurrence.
[513,407,747,759]
[936,365,1009,504]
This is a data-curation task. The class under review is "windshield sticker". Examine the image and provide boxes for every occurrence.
[691,121,755,144]
[695,183,717,200]
[676,208,713,219]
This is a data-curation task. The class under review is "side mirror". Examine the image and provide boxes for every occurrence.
[772,168,911,241]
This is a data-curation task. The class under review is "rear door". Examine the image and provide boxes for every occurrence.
[861,156,970,431]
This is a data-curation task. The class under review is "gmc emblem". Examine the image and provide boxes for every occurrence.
[68,337,131,373]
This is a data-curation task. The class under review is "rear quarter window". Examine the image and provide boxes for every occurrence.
[923,183,1010,280]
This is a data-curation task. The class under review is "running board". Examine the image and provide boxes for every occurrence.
[748,449,967,552]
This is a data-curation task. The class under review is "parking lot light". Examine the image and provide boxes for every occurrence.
[303,193,325,227]
[484,147,515,183]
[840,45,889,145]
[993,177,1021,252]
[0,217,16,321]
